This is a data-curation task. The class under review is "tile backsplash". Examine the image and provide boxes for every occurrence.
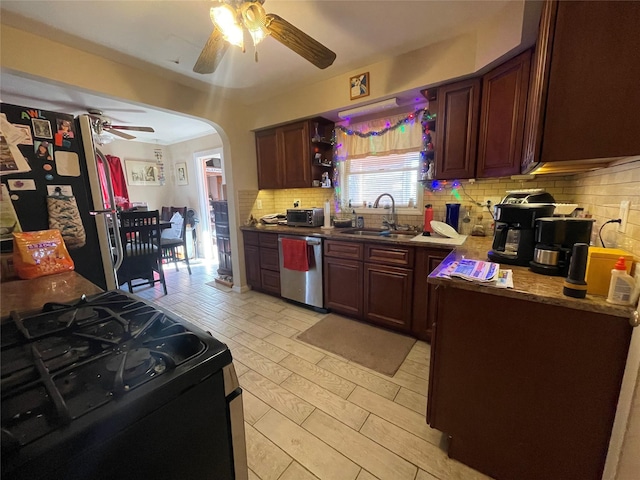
[239,158,639,257]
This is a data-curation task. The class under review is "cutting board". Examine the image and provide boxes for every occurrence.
[409,234,467,246]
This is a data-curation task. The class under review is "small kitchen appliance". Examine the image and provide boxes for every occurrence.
[529,217,595,276]
[286,208,324,227]
[0,291,248,480]
[488,204,556,266]
[500,189,556,205]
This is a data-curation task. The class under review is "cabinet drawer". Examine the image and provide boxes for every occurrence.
[259,233,279,248]
[365,244,414,267]
[260,247,280,271]
[324,240,363,260]
[243,231,260,246]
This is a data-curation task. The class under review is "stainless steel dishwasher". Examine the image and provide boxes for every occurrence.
[278,235,324,310]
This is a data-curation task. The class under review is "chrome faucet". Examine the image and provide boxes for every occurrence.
[373,193,396,230]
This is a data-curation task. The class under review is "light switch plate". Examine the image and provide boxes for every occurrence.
[256,199,262,209]
[618,200,630,233]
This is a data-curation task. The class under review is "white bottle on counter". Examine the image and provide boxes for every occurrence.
[606,257,635,305]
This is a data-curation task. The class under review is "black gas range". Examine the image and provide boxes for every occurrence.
[1,290,247,480]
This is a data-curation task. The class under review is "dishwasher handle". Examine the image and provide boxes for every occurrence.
[277,237,321,246]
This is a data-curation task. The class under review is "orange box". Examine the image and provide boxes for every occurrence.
[585,247,634,296]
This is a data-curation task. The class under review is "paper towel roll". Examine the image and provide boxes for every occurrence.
[322,201,333,229]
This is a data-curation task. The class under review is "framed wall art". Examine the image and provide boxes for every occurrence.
[125,159,161,186]
[175,162,188,185]
[349,72,370,100]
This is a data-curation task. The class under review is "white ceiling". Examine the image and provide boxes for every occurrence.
[0,0,512,145]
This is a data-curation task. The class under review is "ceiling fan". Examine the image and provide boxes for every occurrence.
[86,109,155,143]
[194,0,336,74]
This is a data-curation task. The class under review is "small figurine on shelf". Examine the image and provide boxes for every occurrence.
[312,122,322,142]
[321,172,332,188]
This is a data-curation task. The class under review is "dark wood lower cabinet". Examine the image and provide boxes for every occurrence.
[428,285,632,480]
[364,263,413,330]
[323,256,363,318]
[242,231,280,296]
[411,248,448,341]
[244,244,261,288]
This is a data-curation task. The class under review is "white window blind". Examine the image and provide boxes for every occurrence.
[341,151,420,207]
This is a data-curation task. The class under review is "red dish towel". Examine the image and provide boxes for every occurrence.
[282,238,309,272]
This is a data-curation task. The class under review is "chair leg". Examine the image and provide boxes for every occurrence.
[127,281,133,293]
[157,261,168,295]
[172,247,179,271]
[183,246,192,275]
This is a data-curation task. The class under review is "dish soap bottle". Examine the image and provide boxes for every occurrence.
[351,209,357,227]
[423,204,433,236]
[606,257,635,305]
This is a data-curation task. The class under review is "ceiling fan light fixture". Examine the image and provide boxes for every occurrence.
[240,2,269,47]
[210,4,244,48]
[94,132,114,146]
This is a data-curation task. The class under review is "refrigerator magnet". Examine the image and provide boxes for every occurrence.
[13,124,33,145]
[31,118,53,139]
[56,119,75,139]
[46,185,73,196]
[54,151,80,177]
[7,179,36,191]
[34,141,53,161]
[43,164,53,171]
[45,174,54,181]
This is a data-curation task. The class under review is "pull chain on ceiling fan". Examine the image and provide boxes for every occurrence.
[194,0,336,74]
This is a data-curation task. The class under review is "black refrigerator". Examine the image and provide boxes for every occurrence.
[1,102,120,290]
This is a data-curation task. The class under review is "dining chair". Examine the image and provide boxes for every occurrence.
[117,210,167,295]
[159,206,192,275]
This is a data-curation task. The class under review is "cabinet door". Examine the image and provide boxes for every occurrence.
[324,256,363,317]
[435,78,481,179]
[279,121,311,188]
[523,1,640,170]
[364,263,413,332]
[256,128,281,189]
[411,248,449,341]
[260,269,281,295]
[244,244,262,289]
[477,50,531,178]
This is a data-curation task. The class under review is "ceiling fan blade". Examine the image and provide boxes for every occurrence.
[108,125,155,133]
[265,13,336,69]
[194,28,230,74]
[105,128,136,140]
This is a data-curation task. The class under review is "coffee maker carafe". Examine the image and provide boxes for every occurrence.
[529,217,595,276]
[488,204,556,266]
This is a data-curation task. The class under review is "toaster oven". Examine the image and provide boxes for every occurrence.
[286,208,324,227]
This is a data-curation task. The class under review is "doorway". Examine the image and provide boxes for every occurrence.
[193,148,224,262]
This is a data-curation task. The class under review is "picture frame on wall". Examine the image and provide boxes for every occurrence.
[125,159,161,186]
[349,72,369,100]
[176,162,188,186]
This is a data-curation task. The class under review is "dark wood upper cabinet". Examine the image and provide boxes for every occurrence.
[255,129,281,189]
[279,121,311,188]
[477,49,532,178]
[434,78,481,180]
[255,118,334,189]
[522,0,640,172]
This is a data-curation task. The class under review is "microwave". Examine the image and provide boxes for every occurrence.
[286,208,324,227]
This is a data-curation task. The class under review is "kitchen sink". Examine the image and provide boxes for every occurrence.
[339,228,417,239]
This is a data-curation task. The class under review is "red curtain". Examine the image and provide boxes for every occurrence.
[97,155,130,210]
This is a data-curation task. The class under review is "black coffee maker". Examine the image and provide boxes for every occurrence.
[488,204,556,266]
[529,217,595,276]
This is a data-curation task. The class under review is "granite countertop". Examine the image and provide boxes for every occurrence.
[241,224,635,319]
[1,271,103,320]
[428,236,635,319]
[240,224,461,249]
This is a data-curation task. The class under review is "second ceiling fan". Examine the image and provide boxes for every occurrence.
[87,109,155,141]
[194,0,336,74]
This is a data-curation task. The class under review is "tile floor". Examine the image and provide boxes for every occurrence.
[135,260,491,480]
